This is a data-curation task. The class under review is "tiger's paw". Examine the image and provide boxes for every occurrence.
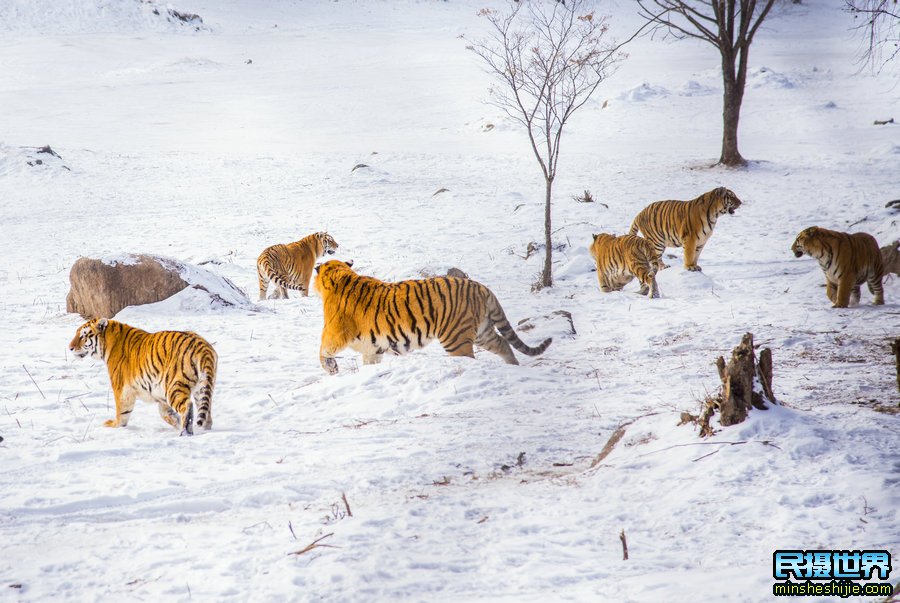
[322,357,339,375]
[103,419,120,428]
[686,265,702,272]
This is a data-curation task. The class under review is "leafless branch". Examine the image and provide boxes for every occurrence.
[846,0,900,72]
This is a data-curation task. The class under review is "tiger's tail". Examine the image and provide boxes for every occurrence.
[193,346,217,430]
[487,293,552,357]
[628,215,641,236]
[257,250,307,298]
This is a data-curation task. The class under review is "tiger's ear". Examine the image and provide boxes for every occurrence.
[96,318,109,332]
[346,259,354,268]
[592,233,599,240]
[314,263,322,274]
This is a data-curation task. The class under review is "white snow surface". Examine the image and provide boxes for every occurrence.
[1,1,899,601]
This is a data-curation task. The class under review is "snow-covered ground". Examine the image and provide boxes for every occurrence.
[1,1,898,601]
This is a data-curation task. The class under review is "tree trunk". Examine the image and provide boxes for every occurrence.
[540,177,553,288]
[719,55,747,167]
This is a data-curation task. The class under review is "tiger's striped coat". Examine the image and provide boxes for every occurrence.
[69,318,217,435]
[313,260,551,374]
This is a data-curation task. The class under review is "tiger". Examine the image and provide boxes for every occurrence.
[68,318,217,435]
[628,186,742,272]
[589,233,661,298]
[313,259,552,374]
[257,231,339,300]
[881,240,900,278]
[791,226,885,308]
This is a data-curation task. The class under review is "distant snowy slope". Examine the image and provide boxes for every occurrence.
[0,0,208,35]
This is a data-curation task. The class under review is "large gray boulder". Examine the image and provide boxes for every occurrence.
[66,254,248,319]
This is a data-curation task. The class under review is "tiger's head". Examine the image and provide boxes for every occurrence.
[316,232,339,256]
[712,187,742,215]
[792,226,823,258]
[313,259,355,295]
[69,318,109,360]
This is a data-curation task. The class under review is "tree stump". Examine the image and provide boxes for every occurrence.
[698,333,776,437]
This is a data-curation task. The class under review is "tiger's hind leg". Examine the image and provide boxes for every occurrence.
[166,383,194,436]
[850,284,861,307]
[654,245,669,271]
[868,271,885,305]
[440,325,476,360]
[362,353,384,365]
[638,275,661,298]
[475,329,518,365]
[157,402,179,428]
[257,268,270,300]
[273,284,289,299]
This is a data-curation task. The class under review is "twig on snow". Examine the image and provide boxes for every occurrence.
[22,365,45,399]
[619,529,629,560]
[288,532,339,556]
[341,492,353,517]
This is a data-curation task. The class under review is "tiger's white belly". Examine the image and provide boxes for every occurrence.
[130,376,168,405]
[350,332,434,357]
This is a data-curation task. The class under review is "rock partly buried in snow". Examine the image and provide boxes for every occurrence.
[517,310,576,338]
[446,267,469,279]
[66,254,249,319]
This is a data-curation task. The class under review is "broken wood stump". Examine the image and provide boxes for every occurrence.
[697,333,776,437]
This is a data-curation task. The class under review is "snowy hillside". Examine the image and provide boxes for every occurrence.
[1,1,898,601]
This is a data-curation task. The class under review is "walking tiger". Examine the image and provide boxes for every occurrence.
[313,260,551,374]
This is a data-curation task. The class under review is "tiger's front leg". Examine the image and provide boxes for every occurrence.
[682,236,702,271]
[833,276,853,308]
[320,334,344,375]
[599,274,614,293]
[850,284,861,307]
[104,388,136,428]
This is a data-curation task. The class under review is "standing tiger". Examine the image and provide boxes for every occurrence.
[791,226,885,308]
[629,186,742,272]
[257,231,339,300]
[68,318,217,435]
[313,260,552,374]
[590,233,661,298]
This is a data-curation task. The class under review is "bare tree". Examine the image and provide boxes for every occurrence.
[467,1,626,289]
[637,0,776,167]
[846,0,900,72]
